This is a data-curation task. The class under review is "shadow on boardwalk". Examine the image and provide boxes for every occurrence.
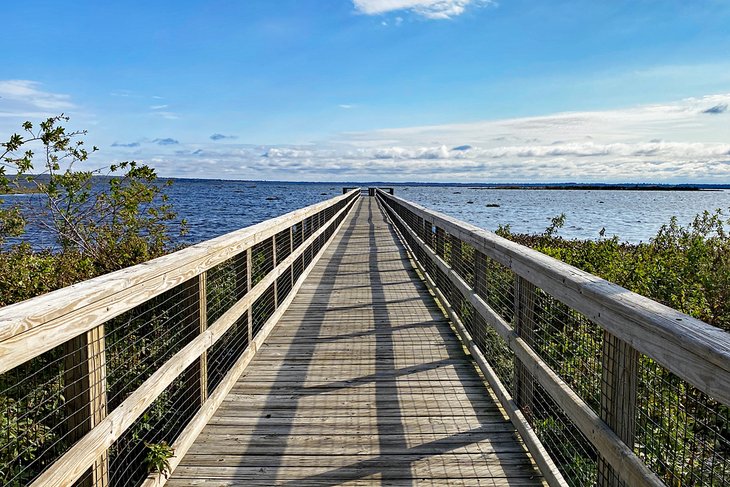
[167,198,543,486]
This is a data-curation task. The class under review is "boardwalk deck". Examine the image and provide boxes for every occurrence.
[167,197,544,486]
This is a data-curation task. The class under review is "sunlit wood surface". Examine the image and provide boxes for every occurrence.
[167,197,543,486]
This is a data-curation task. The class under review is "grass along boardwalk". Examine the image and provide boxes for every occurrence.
[166,197,544,486]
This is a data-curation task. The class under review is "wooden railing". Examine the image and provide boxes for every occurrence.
[376,189,730,487]
[0,189,360,487]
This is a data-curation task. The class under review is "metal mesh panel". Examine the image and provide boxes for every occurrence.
[105,281,200,411]
[476,252,514,325]
[529,381,599,486]
[109,361,200,487]
[526,289,603,414]
[1,343,75,485]
[251,238,274,287]
[635,356,730,486]
[207,253,247,326]
[207,313,249,394]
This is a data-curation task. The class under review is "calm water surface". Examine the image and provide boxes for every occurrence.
[6,180,730,247]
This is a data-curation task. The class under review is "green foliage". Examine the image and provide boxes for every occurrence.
[144,442,174,478]
[0,116,186,484]
[499,209,730,333]
[0,115,186,297]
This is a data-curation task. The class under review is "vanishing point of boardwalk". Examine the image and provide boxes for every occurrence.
[167,197,544,485]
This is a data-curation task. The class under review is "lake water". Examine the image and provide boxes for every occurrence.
[5,180,730,247]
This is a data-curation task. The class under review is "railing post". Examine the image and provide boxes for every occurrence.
[183,273,207,407]
[598,333,639,486]
[448,234,463,307]
[289,226,295,289]
[246,248,253,342]
[272,235,278,308]
[513,276,536,419]
[197,273,208,403]
[63,325,108,487]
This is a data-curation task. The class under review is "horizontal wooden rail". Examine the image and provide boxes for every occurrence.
[0,189,359,487]
[0,189,358,374]
[376,190,730,405]
[376,189,730,487]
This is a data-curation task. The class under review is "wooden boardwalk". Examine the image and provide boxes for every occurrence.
[167,197,544,486]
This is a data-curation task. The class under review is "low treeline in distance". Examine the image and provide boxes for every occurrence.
[1,117,728,485]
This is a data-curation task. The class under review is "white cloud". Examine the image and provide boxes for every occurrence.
[0,80,75,111]
[150,104,169,110]
[107,93,730,183]
[353,0,489,19]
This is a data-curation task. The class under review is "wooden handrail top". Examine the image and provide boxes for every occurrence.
[377,189,730,406]
[0,189,360,373]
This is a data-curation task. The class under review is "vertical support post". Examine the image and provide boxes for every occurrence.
[247,247,253,342]
[290,226,295,289]
[64,325,109,487]
[598,333,638,487]
[448,234,463,307]
[272,235,278,308]
[197,273,208,404]
[183,273,207,406]
[513,276,536,420]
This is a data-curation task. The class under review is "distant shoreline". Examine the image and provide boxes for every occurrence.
[7,175,729,191]
[466,184,709,191]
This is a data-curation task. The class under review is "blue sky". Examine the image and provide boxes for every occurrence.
[1,0,729,182]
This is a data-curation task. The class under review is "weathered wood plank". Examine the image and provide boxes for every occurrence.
[168,197,543,486]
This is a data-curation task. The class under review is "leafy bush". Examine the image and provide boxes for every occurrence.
[0,116,186,485]
[499,209,730,333]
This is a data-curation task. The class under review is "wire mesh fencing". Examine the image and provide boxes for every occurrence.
[377,190,730,487]
[0,190,359,487]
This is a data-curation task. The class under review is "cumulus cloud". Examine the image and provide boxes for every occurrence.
[110,93,730,183]
[353,0,490,19]
[210,133,238,141]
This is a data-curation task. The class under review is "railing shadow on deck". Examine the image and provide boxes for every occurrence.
[238,196,533,486]
[228,198,368,482]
